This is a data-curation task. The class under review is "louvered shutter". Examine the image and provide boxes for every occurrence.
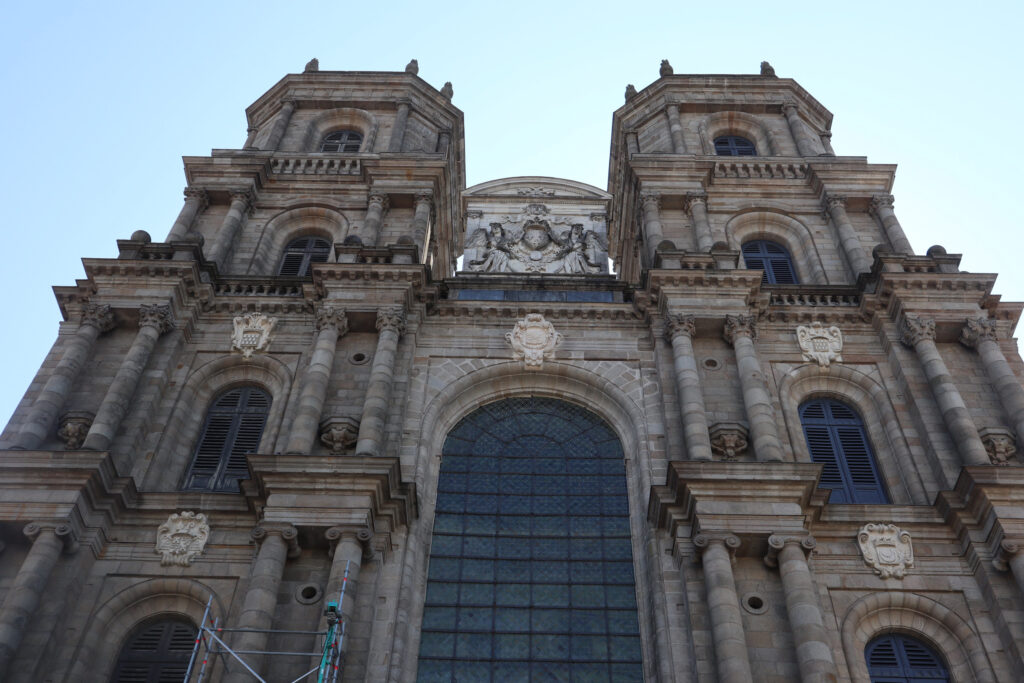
[279,237,332,276]
[742,240,799,285]
[184,387,271,492]
[800,399,888,504]
[866,634,949,681]
[112,619,197,683]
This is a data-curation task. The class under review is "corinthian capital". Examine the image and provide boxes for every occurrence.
[138,303,174,334]
[665,314,696,341]
[414,191,434,206]
[368,192,391,213]
[900,315,935,348]
[81,304,117,332]
[781,101,799,115]
[723,314,757,345]
[229,188,254,207]
[376,307,406,336]
[183,186,209,207]
[683,191,707,214]
[639,191,661,210]
[823,193,847,213]
[315,306,349,334]
[960,317,999,349]
[870,194,895,215]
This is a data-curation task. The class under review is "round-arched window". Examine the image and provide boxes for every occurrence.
[278,236,331,276]
[320,130,363,153]
[866,633,949,682]
[111,617,197,682]
[714,135,757,156]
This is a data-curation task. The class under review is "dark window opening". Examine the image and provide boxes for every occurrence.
[320,130,363,153]
[278,236,331,276]
[714,135,757,156]
[183,386,270,492]
[866,634,949,681]
[801,398,888,504]
[111,618,197,683]
[742,240,799,285]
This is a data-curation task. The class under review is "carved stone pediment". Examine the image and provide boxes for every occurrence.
[857,523,913,578]
[232,312,277,358]
[796,322,843,366]
[506,314,562,369]
[156,511,210,566]
[466,220,607,275]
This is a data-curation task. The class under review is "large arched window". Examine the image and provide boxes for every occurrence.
[866,634,949,682]
[800,399,888,504]
[111,617,197,682]
[320,129,363,153]
[714,135,757,156]
[742,240,799,284]
[417,398,644,682]
[182,386,271,492]
[278,236,331,276]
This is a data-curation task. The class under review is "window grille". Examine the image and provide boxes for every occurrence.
[800,399,888,504]
[183,386,271,492]
[742,240,799,284]
[320,130,363,153]
[111,618,197,683]
[278,236,331,276]
[866,634,949,681]
[714,135,757,156]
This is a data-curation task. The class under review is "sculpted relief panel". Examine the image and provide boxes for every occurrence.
[467,220,607,274]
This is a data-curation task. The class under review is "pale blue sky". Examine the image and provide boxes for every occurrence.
[1,1,1022,428]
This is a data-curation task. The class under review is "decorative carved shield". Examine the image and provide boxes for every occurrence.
[796,322,843,367]
[506,314,562,369]
[857,523,913,578]
[232,312,277,358]
[155,511,210,567]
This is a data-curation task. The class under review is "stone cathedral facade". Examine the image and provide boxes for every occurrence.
[1,57,1024,682]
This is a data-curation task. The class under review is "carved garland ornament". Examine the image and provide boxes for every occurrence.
[506,314,562,369]
[231,312,277,358]
[796,322,843,367]
[857,523,913,579]
[155,511,210,567]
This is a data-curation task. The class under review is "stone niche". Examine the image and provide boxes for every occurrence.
[461,176,612,275]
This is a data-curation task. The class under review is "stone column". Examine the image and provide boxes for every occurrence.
[693,533,752,683]
[685,191,714,252]
[436,129,452,154]
[167,187,208,242]
[0,522,74,680]
[994,539,1024,598]
[640,192,665,267]
[206,189,253,268]
[388,100,411,152]
[782,102,822,157]
[666,104,688,153]
[360,192,389,247]
[961,317,1024,455]
[724,315,785,462]
[666,314,713,461]
[82,304,174,451]
[355,307,406,457]
[13,304,116,450]
[224,525,299,683]
[625,130,640,157]
[765,535,838,683]
[321,528,372,651]
[285,307,348,454]
[263,100,296,152]
[901,315,989,465]
[697,122,712,154]
[870,194,914,255]
[243,126,259,150]
[819,131,836,156]
[822,194,872,276]
[412,191,433,255]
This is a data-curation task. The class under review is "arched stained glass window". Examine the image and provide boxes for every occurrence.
[714,135,757,156]
[417,398,644,682]
[278,236,331,276]
[111,617,197,683]
[320,130,363,153]
[801,399,888,504]
[742,240,799,284]
[183,386,271,492]
[866,634,949,681]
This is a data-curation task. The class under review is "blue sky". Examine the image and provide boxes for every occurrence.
[1,1,1022,428]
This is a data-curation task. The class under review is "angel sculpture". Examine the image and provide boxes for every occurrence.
[467,222,514,273]
[555,224,608,274]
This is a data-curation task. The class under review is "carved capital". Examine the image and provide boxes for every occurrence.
[723,314,757,345]
[414,190,434,207]
[665,314,696,341]
[376,307,406,336]
[80,303,117,332]
[229,188,254,208]
[994,538,1023,571]
[823,193,847,213]
[900,315,936,348]
[683,191,707,215]
[639,191,661,211]
[367,192,391,213]
[24,521,77,553]
[138,303,174,334]
[764,533,816,567]
[781,101,799,115]
[960,316,999,349]
[326,526,374,557]
[869,194,895,215]
[183,186,209,208]
[315,306,349,334]
[693,532,741,560]
[252,524,300,558]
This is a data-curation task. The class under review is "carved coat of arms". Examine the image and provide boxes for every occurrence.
[506,314,562,369]
[232,312,277,358]
[796,322,843,367]
[858,523,913,578]
[155,511,210,566]
[466,220,607,274]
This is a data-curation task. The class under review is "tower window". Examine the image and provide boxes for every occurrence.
[742,240,799,284]
[112,618,197,683]
[278,236,331,276]
[183,386,271,492]
[320,130,363,153]
[714,135,757,156]
[800,399,888,504]
[866,634,949,682]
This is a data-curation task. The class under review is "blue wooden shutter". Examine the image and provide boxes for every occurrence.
[742,240,799,285]
[800,399,888,504]
[866,634,949,681]
[184,387,271,492]
[278,237,331,276]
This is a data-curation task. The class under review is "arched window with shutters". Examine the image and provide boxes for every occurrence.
[278,236,331,276]
[111,617,197,683]
[742,240,799,284]
[183,386,271,492]
[714,135,757,156]
[320,129,363,153]
[800,398,888,504]
[866,634,950,682]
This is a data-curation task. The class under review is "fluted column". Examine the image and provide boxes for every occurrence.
[665,104,687,153]
[901,315,989,465]
[822,194,872,276]
[765,535,838,683]
[388,100,411,152]
[961,317,1024,453]
[263,100,295,152]
[224,525,298,683]
[782,102,822,157]
[724,315,785,462]
[355,307,406,457]
[360,192,389,246]
[206,189,253,268]
[640,191,665,267]
[693,533,752,683]
[994,540,1024,598]
[83,304,174,451]
[870,194,913,255]
[685,191,714,252]
[666,315,712,461]
[0,522,74,679]
[285,307,349,454]
[13,304,116,449]
[412,191,433,255]
[167,187,208,241]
